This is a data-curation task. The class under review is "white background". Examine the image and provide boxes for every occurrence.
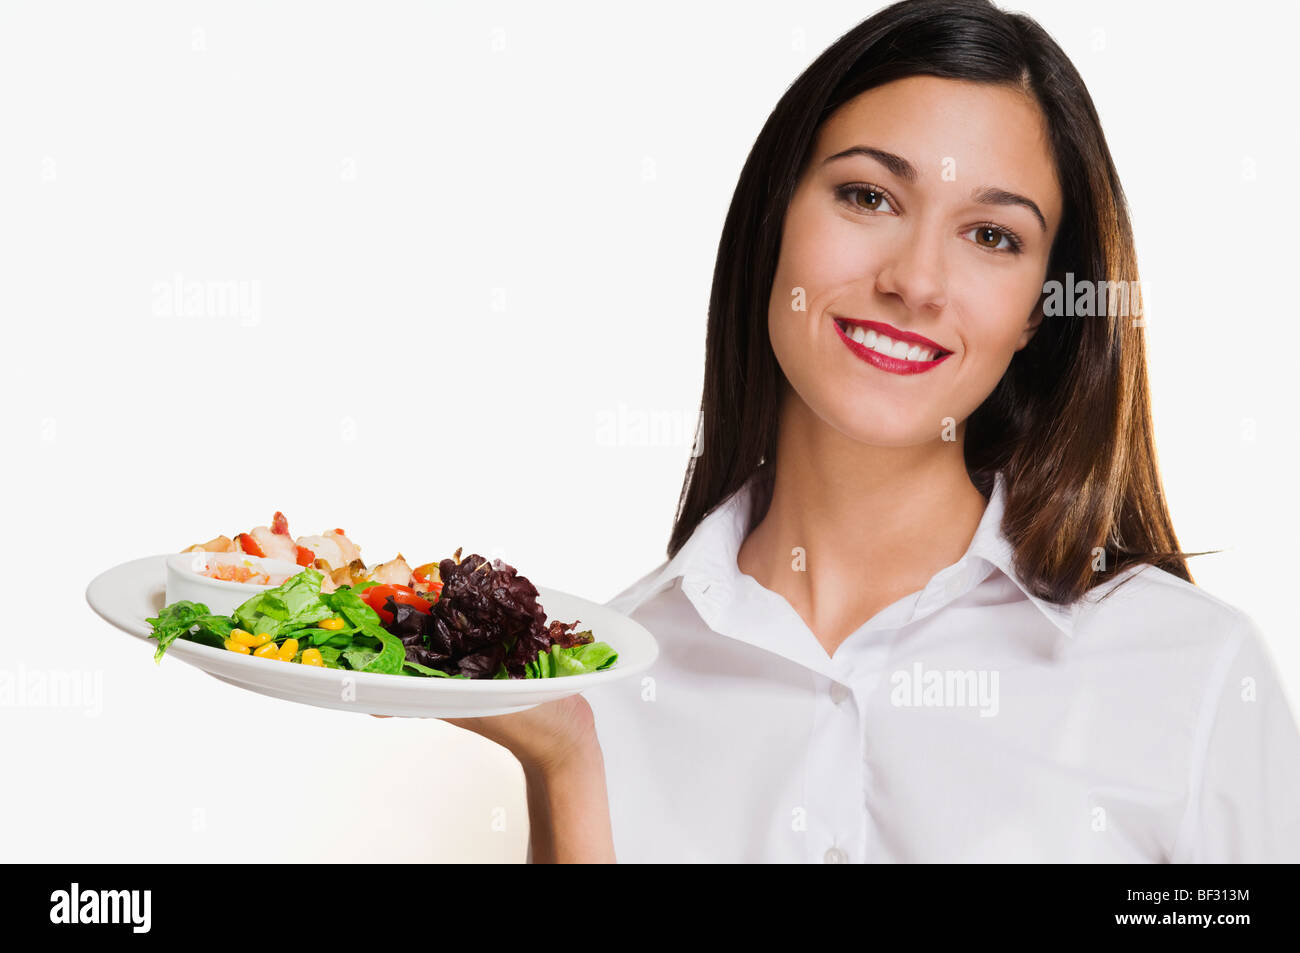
[2,0,1297,861]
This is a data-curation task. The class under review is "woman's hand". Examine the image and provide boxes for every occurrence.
[373,695,615,862]
[443,693,600,775]
[372,693,598,774]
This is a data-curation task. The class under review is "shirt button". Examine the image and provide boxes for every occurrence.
[829,681,850,705]
[823,846,848,863]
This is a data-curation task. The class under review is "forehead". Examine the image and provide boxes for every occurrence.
[814,75,1062,227]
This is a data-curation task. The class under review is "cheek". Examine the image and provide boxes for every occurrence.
[943,302,1037,414]
[772,193,870,297]
[781,215,875,295]
[768,213,866,345]
[958,274,1042,362]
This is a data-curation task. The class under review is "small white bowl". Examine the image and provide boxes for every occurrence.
[165,551,306,617]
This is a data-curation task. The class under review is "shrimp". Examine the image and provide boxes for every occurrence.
[368,554,413,587]
[296,535,345,569]
[324,529,361,565]
[244,525,297,562]
[295,527,360,568]
[190,515,373,585]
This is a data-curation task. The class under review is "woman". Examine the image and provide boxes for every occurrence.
[449,0,1300,862]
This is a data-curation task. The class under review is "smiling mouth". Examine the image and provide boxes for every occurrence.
[833,317,952,363]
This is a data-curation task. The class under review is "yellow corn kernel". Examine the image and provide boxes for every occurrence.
[252,642,279,659]
[317,617,345,631]
[276,638,299,662]
[231,629,270,648]
[300,648,324,667]
[224,639,251,655]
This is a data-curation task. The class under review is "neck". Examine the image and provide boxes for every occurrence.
[736,383,989,654]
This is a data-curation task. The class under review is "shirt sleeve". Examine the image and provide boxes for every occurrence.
[1177,616,1300,862]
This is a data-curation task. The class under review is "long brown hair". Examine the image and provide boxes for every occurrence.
[668,0,1211,604]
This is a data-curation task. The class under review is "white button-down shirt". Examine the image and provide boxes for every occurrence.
[583,471,1300,862]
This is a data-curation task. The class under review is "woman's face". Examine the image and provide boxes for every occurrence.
[768,75,1063,447]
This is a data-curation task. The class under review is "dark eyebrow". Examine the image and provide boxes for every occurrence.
[823,145,918,182]
[971,186,1047,232]
[822,145,1048,232]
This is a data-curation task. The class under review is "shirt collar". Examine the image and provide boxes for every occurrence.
[620,469,1077,639]
[962,470,1078,638]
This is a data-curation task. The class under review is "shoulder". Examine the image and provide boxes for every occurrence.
[1076,561,1262,666]
[1082,561,1255,637]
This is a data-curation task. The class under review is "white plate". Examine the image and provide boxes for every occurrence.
[86,555,658,717]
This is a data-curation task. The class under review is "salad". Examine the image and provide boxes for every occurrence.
[150,517,618,679]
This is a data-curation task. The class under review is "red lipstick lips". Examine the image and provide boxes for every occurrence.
[832,316,953,376]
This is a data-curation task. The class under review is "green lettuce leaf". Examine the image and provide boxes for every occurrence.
[146,601,235,662]
[322,585,406,675]
[341,646,378,670]
[359,627,405,674]
[401,660,465,678]
[231,569,333,640]
[316,645,345,668]
[524,640,618,678]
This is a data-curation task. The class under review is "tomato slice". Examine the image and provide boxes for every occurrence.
[272,511,290,536]
[235,532,265,557]
[295,544,315,567]
[361,584,432,625]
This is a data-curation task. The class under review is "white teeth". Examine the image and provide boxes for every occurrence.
[840,321,943,361]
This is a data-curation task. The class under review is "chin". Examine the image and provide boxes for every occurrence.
[817,396,941,448]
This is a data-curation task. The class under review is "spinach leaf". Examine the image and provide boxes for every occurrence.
[146,601,235,662]
[322,586,406,675]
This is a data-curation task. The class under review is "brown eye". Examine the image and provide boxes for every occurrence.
[836,184,896,214]
[855,189,885,211]
[963,223,1023,254]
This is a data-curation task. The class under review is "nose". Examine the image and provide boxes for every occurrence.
[873,221,949,315]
